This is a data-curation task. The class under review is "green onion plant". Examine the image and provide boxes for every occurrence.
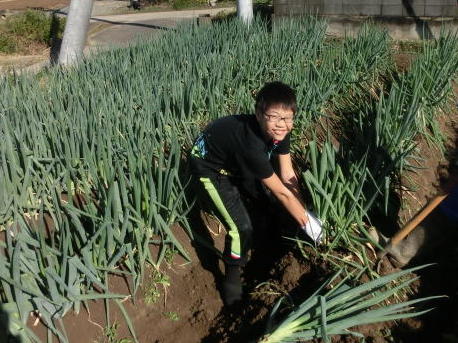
[259,265,442,343]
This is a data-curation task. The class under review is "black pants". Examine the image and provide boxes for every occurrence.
[192,173,257,267]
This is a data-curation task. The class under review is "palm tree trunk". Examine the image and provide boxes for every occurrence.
[58,0,94,66]
[237,0,253,24]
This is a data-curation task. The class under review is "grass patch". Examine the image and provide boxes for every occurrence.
[0,10,65,54]
[129,0,236,11]
[0,33,17,54]
[172,0,207,10]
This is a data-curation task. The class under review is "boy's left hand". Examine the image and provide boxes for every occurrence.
[301,211,323,243]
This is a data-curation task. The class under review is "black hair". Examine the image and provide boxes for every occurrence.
[255,81,297,117]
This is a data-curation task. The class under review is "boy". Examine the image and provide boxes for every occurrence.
[189,81,310,306]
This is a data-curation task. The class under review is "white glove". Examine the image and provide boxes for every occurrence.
[301,211,323,244]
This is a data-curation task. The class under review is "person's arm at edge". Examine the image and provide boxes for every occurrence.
[262,172,308,227]
[277,153,304,204]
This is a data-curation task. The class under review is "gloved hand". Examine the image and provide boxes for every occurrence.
[301,211,323,244]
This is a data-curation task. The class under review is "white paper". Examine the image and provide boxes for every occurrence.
[302,211,323,244]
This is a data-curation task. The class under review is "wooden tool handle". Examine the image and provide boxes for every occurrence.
[390,194,448,246]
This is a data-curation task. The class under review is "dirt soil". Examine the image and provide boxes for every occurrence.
[0,54,48,73]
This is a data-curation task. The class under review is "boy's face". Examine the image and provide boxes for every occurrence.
[256,104,294,141]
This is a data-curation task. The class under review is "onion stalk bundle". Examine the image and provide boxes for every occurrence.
[260,265,442,343]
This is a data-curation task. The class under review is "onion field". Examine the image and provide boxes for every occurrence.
[1,16,457,343]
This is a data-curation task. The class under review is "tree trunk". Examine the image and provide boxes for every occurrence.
[58,0,95,66]
[237,0,253,24]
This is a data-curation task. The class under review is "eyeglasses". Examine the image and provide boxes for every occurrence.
[264,113,294,124]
